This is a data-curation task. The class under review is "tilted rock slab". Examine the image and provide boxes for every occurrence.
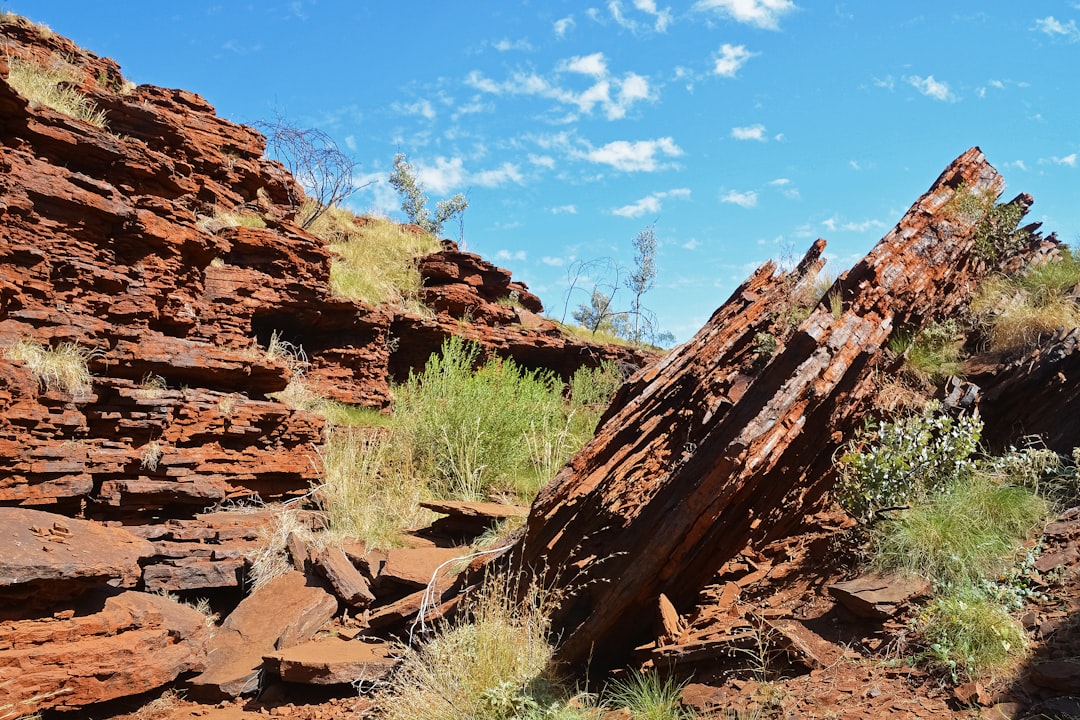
[188,570,337,699]
[0,590,210,718]
[512,148,1033,670]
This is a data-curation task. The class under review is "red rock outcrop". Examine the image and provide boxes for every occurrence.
[0,590,210,718]
[510,148,1044,671]
[0,17,648,521]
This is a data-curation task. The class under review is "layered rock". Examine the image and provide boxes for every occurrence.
[510,148,1044,670]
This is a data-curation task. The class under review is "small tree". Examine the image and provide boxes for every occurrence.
[625,224,658,344]
[389,153,468,239]
[256,113,361,229]
[572,289,627,337]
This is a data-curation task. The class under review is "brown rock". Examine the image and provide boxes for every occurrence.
[419,499,529,540]
[0,508,153,610]
[828,573,932,620]
[764,618,845,670]
[188,571,337,699]
[0,590,209,717]
[314,547,375,608]
[1029,659,1080,692]
[377,546,469,592]
[263,637,396,685]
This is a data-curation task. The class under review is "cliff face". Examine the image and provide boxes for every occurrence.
[0,17,649,521]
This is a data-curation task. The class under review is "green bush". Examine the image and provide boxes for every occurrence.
[837,402,982,522]
[394,337,576,501]
[603,671,697,720]
[920,589,1029,682]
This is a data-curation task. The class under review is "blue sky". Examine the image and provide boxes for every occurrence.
[12,1,1080,342]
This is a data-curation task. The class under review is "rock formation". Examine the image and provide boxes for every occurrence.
[510,148,1052,671]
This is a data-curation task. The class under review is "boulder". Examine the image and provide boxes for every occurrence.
[263,637,396,685]
[0,590,210,717]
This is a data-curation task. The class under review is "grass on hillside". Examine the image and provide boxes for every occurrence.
[303,203,441,311]
[972,246,1080,352]
[7,56,108,128]
[5,338,94,396]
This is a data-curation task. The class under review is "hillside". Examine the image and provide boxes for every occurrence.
[1,15,1079,720]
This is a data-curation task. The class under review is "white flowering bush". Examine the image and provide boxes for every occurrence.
[837,401,983,521]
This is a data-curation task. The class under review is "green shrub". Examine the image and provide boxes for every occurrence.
[944,184,1027,262]
[920,589,1029,682]
[888,319,963,384]
[871,473,1048,590]
[836,401,982,521]
[394,337,573,501]
[603,671,697,720]
[5,338,94,396]
[7,56,108,128]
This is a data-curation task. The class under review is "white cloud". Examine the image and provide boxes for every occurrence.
[395,99,436,120]
[608,0,673,33]
[720,189,758,208]
[872,75,895,91]
[1034,16,1080,41]
[496,249,528,261]
[840,218,887,233]
[713,44,754,78]
[494,38,533,52]
[1042,153,1078,167]
[561,52,608,77]
[693,0,797,30]
[551,205,578,215]
[849,160,861,170]
[529,153,556,169]
[579,137,684,171]
[472,162,524,187]
[467,57,654,121]
[542,256,567,266]
[731,123,767,141]
[769,177,790,186]
[1004,159,1029,172]
[906,74,955,102]
[414,157,522,195]
[612,187,690,218]
[682,238,701,250]
[554,15,575,37]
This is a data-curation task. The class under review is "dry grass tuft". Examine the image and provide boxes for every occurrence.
[5,338,94,396]
[7,56,107,127]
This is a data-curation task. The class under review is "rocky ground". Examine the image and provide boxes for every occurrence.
[2,14,1078,720]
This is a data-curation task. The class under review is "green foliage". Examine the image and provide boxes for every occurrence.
[888,319,964,384]
[871,473,1048,590]
[972,246,1080,352]
[837,402,982,521]
[944,184,1027,262]
[603,671,697,720]
[7,56,108,128]
[394,337,581,501]
[568,361,623,413]
[5,338,94,396]
[390,153,468,238]
[572,289,627,338]
[752,331,778,359]
[920,589,1029,682]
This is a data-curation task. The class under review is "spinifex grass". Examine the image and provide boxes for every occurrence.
[7,56,108,127]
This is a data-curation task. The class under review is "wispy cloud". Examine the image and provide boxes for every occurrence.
[1034,16,1080,41]
[731,123,767,141]
[720,189,758,208]
[496,249,528,261]
[612,187,690,218]
[542,256,567,266]
[693,0,797,30]
[394,99,436,120]
[713,43,754,77]
[551,205,578,215]
[414,156,523,194]
[608,0,674,33]
[466,53,655,120]
[1041,153,1078,167]
[529,153,556,169]
[493,37,533,52]
[906,74,955,102]
[579,137,684,171]
[554,15,575,38]
[222,39,262,55]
